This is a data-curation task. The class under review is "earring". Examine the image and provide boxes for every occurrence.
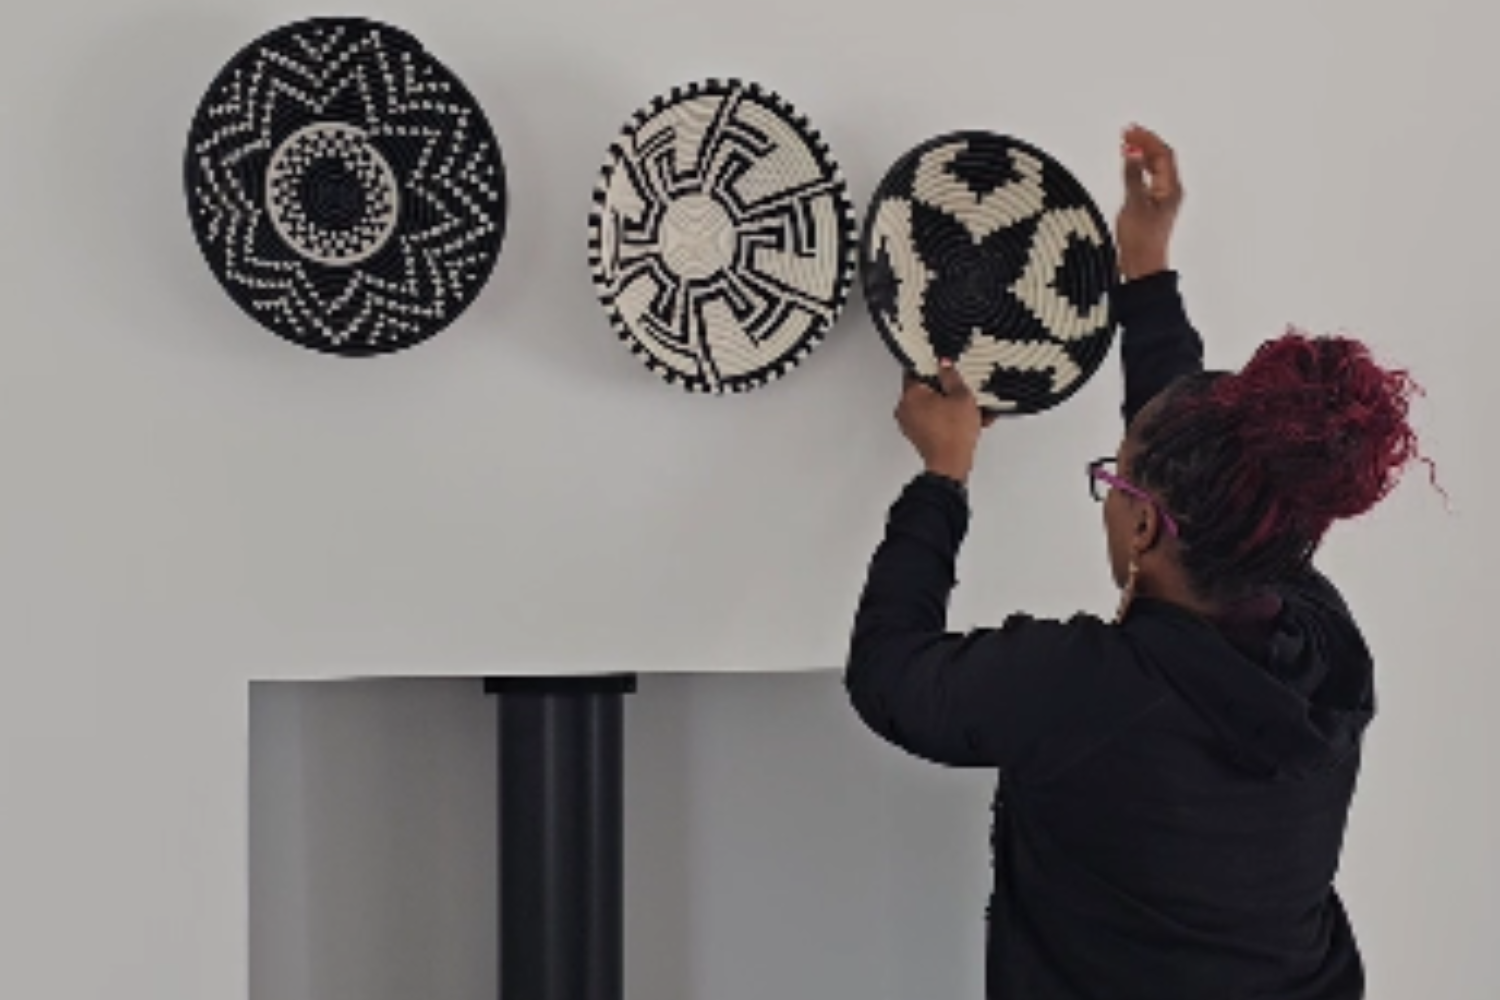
[1113,560,1139,624]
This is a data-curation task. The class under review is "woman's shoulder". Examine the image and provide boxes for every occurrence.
[994,608,1161,679]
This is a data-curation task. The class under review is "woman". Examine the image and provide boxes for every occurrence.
[844,126,1427,1000]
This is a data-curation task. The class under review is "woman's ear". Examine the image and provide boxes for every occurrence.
[1130,501,1162,556]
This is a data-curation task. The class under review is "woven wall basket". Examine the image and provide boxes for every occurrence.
[862,132,1117,415]
[185,17,507,356]
[589,79,856,395]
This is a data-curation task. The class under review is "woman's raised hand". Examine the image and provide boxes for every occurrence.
[1115,124,1183,281]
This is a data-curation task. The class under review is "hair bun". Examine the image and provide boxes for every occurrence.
[1212,331,1423,530]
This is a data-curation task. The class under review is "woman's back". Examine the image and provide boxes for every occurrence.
[987,573,1371,998]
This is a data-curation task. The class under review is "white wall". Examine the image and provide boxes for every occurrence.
[2,0,1496,997]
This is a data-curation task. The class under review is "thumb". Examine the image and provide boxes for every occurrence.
[936,360,971,398]
[1122,146,1148,202]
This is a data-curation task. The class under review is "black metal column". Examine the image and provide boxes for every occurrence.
[484,675,635,1000]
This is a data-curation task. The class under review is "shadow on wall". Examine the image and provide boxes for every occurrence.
[249,673,993,1000]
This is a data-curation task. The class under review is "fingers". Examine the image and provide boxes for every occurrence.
[1121,123,1182,203]
[896,369,929,423]
[1122,149,1148,202]
[898,362,975,415]
[1149,146,1181,203]
[1122,124,1170,163]
[935,360,972,399]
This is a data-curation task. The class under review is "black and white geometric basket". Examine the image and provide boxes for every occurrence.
[588,79,857,395]
[862,132,1117,415]
[184,17,507,356]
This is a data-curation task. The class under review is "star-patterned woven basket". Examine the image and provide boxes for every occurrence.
[184,17,507,356]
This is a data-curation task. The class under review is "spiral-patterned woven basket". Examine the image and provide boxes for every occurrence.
[861,132,1117,415]
[184,17,507,356]
[588,79,857,395]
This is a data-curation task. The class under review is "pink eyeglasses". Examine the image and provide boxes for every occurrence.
[1087,458,1181,538]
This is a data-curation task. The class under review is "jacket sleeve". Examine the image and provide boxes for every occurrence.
[1118,271,1206,426]
[843,474,1154,773]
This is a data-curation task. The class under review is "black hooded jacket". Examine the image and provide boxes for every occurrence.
[845,272,1373,999]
